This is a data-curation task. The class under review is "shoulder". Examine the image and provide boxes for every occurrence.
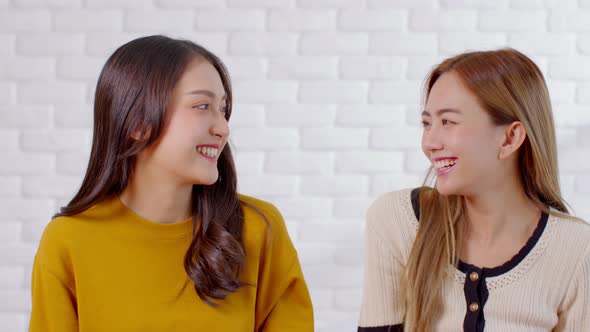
[367,188,421,233]
[535,213,590,288]
[365,188,423,259]
[549,214,590,258]
[34,213,90,277]
[38,216,74,254]
[239,194,283,224]
[546,215,590,300]
[238,194,293,251]
[239,194,287,238]
[37,197,119,257]
[39,211,94,251]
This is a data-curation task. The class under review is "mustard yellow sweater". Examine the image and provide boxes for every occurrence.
[29,195,313,331]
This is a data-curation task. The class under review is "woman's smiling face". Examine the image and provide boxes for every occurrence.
[422,71,507,196]
[139,57,230,186]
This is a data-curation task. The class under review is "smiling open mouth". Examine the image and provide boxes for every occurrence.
[434,159,456,171]
[196,146,219,158]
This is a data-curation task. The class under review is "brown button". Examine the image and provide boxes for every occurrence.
[469,272,479,282]
[469,302,479,312]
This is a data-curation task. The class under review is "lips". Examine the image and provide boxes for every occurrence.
[432,157,457,176]
[433,158,456,170]
[196,145,219,159]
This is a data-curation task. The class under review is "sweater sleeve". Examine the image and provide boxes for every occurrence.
[554,245,590,332]
[358,192,408,329]
[29,220,78,332]
[252,204,314,332]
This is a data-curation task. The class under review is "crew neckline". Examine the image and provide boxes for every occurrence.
[406,187,553,289]
[96,196,195,239]
[456,212,548,277]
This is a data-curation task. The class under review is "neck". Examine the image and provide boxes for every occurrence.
[120,160,193,224]
[463,177,541,246]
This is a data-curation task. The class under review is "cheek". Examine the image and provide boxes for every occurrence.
[421,131,428,156]
[458,129,500,168]
[168,114,201,145]
[157,125,199,161]
[448,127,479,152]
[161,125,188,147]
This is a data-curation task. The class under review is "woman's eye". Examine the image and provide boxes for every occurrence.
[421,120,430,127]
[442,119,452,125]
[194,104,209,110]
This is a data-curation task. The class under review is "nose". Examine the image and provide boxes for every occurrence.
[211,111,229,140]
[422,124,444,156]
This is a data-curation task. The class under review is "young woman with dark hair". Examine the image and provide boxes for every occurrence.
[358,49,590,331]
[29,35,313,331]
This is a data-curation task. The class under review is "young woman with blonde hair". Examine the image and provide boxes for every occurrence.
[29,35,313,331]
[358,49,590,331]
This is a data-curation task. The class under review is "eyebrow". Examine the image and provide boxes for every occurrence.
[186,89,226,99]
[421,108,462,116]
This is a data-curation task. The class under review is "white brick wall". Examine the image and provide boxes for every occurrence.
[0,11,52,31]
[268,10,336,31]
[370,32,438,55]
[479,10,547,32]
[300,32,369,55]
[339,10,406,31]
[410,10,478,32]
[1,2,590,332]
[268,56,337,79]
[54,10,123,32]
[229,31,297,55]
[195,9,265,31]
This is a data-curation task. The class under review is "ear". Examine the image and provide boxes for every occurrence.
[131,130,142,141]
[498,121,526,160]
[130,127,151,142]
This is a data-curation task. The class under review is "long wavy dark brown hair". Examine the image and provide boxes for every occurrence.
[56,35,245,305]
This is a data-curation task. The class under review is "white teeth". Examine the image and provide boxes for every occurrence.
[197,146,218,158]
[434,159,456,170]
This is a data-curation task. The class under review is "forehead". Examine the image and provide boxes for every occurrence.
[425,71,481,115]
[175,58,225,96]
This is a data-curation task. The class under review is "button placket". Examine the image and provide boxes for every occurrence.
[462,267,486,332]
[466,270,481,315]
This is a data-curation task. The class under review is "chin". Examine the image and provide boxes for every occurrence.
[202,175,219,186]
[436,181,475,198]
[190,171,219,186]
[199,179,217,186]
[434,181,460,196]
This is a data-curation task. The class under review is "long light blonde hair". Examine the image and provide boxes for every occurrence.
[404,48,571,331]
